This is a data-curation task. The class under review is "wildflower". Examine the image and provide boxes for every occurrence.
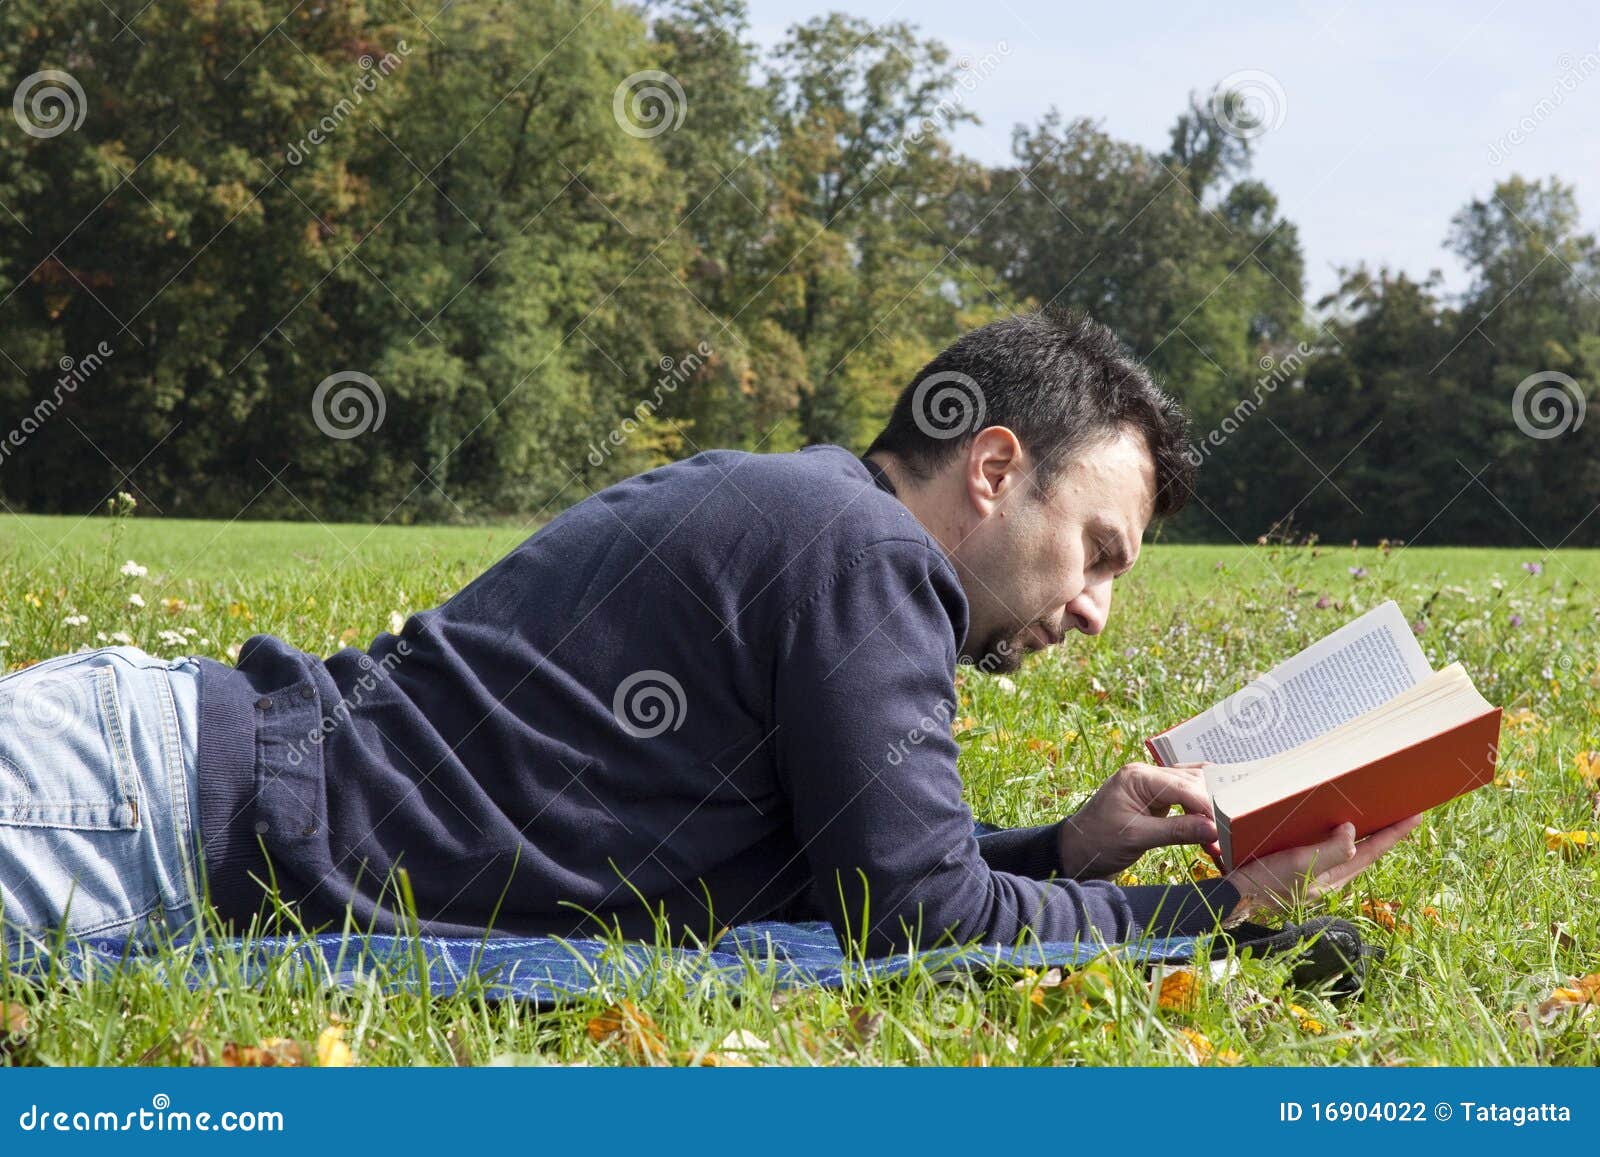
[161,597,187,614]
[388,610,405,635]
[63,613,89,627]
[1348,567,1367,579]
[110,631,133,645]
[1523,561,1543,576]
[1509,613,1523,628]
[1315,595,1334,609]
[120,560,148,578]
[127,592,145,609]
[1411,619,1426,635]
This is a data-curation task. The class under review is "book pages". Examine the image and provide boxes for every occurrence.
[1155,600,1432,764]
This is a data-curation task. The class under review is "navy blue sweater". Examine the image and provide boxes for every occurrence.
[194,445,1239,953]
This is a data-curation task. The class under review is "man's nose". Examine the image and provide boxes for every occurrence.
[1065,581,1111,636]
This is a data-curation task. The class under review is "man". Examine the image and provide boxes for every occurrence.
[0,312,1417,956]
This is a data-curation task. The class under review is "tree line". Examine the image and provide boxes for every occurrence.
[1,0,1595,543]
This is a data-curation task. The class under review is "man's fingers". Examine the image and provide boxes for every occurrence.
[1132,765,1215,819]
[1316,814,1422,890]
[1132,811,1219,849]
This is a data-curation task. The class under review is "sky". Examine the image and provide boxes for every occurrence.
[743,0,1600,306]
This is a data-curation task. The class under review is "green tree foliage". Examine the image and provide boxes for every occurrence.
[1,3,1596,544]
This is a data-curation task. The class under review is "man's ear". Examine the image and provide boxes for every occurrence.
[962,426,1027,516]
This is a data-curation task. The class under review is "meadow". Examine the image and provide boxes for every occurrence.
[1,509,1597,1066]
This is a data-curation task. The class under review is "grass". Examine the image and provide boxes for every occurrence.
[2,510,1598,1066]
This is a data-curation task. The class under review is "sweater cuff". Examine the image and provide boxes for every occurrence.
[1122,877,1242,938]
[973,820,1064,878]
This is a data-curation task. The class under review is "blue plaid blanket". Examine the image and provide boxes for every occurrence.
[13,922,1207,1004]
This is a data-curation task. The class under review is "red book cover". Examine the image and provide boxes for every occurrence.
[1218,707,1503,868]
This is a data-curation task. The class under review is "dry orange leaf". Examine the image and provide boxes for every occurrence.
[1544,827,1599,857]
[221,1038,305,1067]
[316,1026,352,1067]
[586,1001,668,1063]
[1575,751,1600,786]
[1177,1028,1241,1066]
[1361,898,1411,932]
[1534,974,1600,1026]
[1154,967,1198,1013]
[1288,1003,1325,1035]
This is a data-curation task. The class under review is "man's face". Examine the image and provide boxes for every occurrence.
[947,426,1156,674]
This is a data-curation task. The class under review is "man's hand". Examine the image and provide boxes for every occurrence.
[1056,761,1223,880]
[1221,814,1423,922]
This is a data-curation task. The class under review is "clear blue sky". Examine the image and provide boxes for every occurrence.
[744,0,1600,305]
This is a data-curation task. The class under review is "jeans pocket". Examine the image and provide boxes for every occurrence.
[0,663,141,830]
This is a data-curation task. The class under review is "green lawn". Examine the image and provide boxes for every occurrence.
[2,512,1597,1066]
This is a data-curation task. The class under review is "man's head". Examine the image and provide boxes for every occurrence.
[864,312,1195,673]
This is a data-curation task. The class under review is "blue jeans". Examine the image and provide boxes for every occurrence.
[0,646,201,952]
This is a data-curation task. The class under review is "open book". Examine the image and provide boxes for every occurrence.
[1144,600,1502,871]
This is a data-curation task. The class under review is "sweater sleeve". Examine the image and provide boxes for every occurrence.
[771,540,1239,956]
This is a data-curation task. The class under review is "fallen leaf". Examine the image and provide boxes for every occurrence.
[221,1038,305,1067]
[1153,966,1198,1013]
[1,1002,30,1060]
[1575,751,1600,786]
[1544,827,1599,857]
[1361,898,1411,932]
[316,1026,352,1067]
[1550,923,1577,952]
[1534,974,1600,1026]
[1288,1003,1325,1035]
[1176,1027,1241,1065]
[586,1001,668,1064]
[843,1005,884,1048]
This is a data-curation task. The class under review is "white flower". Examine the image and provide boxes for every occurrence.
[64,613,90,627]
[127,592,146,608]
[120,560,148,578]
[388,610,405,635]
[994,675,1019,695]
[110,631,133,645]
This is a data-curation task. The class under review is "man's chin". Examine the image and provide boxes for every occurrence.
[959,634,1029,675]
